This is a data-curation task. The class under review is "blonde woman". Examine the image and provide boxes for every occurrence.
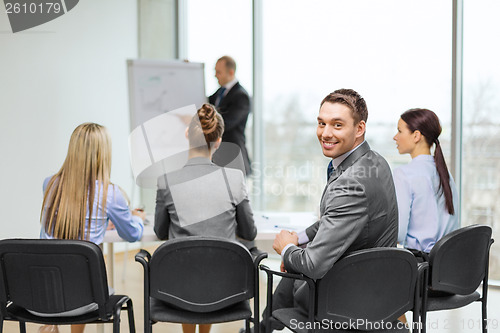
[39,123,145,333]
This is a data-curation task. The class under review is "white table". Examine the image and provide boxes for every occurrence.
[253,211,318,240]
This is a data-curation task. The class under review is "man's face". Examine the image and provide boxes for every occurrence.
[215,60,233,86]
[316,102,365,159]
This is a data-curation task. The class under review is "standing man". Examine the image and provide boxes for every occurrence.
[265,89,398,331]
[209,56,252,175]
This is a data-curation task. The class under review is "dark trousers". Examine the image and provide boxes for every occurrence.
[261,277,310,332]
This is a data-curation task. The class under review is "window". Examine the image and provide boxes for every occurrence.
[260,0,452,211]
[185,0,252,96]
[462,0,500,280]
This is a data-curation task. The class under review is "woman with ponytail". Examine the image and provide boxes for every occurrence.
[393,108,458,253]
[154,104,257,333]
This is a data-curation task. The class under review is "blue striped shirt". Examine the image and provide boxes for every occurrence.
[40,176,143,244]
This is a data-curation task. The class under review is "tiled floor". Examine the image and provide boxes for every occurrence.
[3,243,500,333]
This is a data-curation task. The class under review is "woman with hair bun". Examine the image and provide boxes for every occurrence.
[154,103,257,333]
[393,108,459,254]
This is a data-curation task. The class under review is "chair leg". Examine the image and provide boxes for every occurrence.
[265,273,273,333]
[412,309,419,333]
[19,322,26,333]
[114,315,121,333]
[482,297,487,333]
[421,309,427,333]
[126,299,136,333]
[113,303,123,333]
[245,319,250,333]
[144,300,151,333]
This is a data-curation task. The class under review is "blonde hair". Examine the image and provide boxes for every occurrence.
[41,123,112,240]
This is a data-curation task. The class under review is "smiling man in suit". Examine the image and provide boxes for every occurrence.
[263,88,399,331]
[209,56,251,175]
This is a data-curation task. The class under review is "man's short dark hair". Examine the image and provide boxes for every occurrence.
[320,88,368,124]
[217,55,236,72]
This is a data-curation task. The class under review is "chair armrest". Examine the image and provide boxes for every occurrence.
[260,264,316,325]
[252,250,268,268]
[107,294,131,317]
[250,251,267,333]
[416,262,429,316]
[134,249,151,290]
[135,249,151,265]
[417,262,429,292]
[417,262,429,275]
[260,265,313,283]
[135,249,151,333]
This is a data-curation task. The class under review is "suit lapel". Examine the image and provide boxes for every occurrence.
[219,82,240,107]
[327,141,370,185]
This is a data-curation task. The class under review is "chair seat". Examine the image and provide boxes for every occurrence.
[150,297,252,324]
[273,308,409,333]
[426,291,480,311]
[3,294,130,325]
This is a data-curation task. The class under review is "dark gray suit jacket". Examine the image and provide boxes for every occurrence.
[284,141,398,280]
[154,157,257,241]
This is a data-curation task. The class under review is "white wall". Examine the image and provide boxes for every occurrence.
[0,1,138,239]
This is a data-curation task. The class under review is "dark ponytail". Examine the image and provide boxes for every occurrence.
[401,109,455,215]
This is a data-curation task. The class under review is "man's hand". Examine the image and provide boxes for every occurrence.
[280,260,286,272]
[273,230,299,255]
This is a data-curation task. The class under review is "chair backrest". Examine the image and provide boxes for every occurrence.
[428,224,493,295]
[149,237,255,313]
[0,239,109,318]
[315,248,418,329]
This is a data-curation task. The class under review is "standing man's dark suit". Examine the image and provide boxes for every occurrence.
[209,82,251,174]
[209,56,252,175]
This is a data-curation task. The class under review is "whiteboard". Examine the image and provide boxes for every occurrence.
[127,59,206,129]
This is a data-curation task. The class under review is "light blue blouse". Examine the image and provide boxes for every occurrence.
[40,176,144,244]
[393,155,459,252]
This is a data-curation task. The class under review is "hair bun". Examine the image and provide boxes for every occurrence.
[187,103,224,148]
[198,103,218,134]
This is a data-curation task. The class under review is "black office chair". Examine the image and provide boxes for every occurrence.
[261,248,428,333]
[0,239,135,333]
[420,225,494,333]
[135,237,267,333]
